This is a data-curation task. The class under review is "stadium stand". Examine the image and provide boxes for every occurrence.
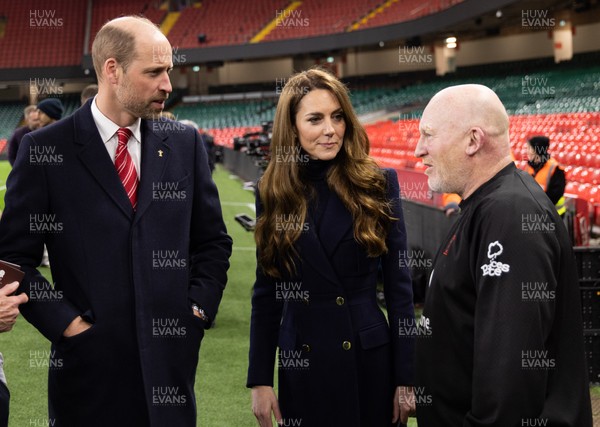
[0,0,86,68]
[88,0,166,51]
[0,101,25,140]
[0,0,598,234]
[172,99,276,129]
[166,0,289,48]
[162,55,600,229]
[351,0,463,31]
[0,1,165,70]
[260,0,381,42]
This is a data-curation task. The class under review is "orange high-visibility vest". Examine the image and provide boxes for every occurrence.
[442,193,461,207]
[527,158,566,215]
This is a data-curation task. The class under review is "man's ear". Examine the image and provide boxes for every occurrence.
[104,58,119,85]
[465,127,484,156]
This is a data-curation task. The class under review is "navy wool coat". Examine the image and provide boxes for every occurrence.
[0,100,232,426]
[247,168,415,426]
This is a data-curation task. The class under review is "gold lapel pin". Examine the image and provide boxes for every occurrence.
[158,150,164,157]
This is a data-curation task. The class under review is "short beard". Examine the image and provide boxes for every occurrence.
[428,176,460,196]
[116,79,164,120]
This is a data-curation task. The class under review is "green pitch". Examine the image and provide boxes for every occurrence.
[0,160,10,212]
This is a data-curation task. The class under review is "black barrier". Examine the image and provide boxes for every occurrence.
[402,199,458,260]
[222,147,263,183]
[401,199,458,304]
[584,330,600,385]
[575,246,600,384]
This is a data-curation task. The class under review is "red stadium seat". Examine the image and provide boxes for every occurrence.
[587,186,599,203]
[565,181,579,196]
[591,169,600,185]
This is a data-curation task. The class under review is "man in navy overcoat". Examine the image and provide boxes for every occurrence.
[0,16,232,426]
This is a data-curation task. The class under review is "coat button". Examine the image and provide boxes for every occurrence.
[336,296,345,306]
[303,297,309,305]
[342,341,351,350]
[302,344,311,352]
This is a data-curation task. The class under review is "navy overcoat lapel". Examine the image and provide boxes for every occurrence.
[74,104,134,219]
[133,121,171,224]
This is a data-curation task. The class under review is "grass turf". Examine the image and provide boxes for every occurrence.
[0,161,595,425]
[0,160,10,212]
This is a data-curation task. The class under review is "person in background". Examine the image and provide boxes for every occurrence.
[36,98,64,128]
[526,135,566,216]
[441,193,461,217]
[80,84,98,106]
[0,282,29,427]
[180,119,216,173]
[248,68,416,427]
[199,128,216,173]
[7,105,40,166]
[414,84,592,426]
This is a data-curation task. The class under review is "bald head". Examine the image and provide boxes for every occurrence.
[426,84,510,152]
[92,16,167,81]
[415,84,513,198]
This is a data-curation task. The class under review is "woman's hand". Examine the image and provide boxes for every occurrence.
[252,385,282,427]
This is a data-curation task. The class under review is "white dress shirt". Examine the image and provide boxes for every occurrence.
[90,96,142,177]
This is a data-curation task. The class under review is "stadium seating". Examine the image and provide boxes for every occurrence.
[260,0,381,42]
[172,100,276,129]
[0,0,87,68]
[167,1,289,48]
[365,111,600,226]
[0,0,470,65]
[0,1,166,69]
[349,67,600,116]
[88,0,166,51]
[353,0,463,31]
[0,102,26,139]
[210,126,262,148]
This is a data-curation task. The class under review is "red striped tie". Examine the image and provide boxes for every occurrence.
[115,127,138,209]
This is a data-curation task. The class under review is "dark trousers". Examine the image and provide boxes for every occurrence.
[0,381,9,427]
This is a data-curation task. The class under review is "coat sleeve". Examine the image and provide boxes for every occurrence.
[247,186,283,388]
[380,168,416,386]
[463,196,559,426]
[187,128,232,326]
[0,133,81,342]
[7,128,20,167]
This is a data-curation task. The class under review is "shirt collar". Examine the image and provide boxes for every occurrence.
[90,96,142,144]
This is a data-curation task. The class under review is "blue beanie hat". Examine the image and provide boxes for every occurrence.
[37,98,64,121]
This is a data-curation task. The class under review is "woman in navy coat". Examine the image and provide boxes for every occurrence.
[248,68,416,426]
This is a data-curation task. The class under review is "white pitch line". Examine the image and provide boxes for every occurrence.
[233,247,256,251]
[0,185,6,191]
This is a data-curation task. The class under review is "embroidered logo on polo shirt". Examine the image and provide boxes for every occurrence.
[480,241,510,277]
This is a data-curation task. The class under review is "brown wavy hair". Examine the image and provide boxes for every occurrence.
[255,68,395,278]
